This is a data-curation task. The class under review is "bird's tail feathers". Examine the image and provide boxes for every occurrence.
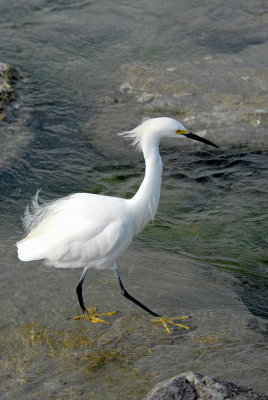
[22,189,53,235]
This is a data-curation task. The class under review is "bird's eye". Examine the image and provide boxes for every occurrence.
[176,129,188,135]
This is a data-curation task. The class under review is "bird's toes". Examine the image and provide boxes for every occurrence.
[151,316,190,334]
[72,307,117,324]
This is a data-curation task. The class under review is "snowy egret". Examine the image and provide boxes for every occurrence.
[16,117,218,333]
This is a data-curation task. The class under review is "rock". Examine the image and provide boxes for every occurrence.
[0,62,18,121]
[0,62,34,173]
[0,62,18,105]
[143,372,268,400]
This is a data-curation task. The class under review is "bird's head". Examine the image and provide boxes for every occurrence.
[119,117,218,151]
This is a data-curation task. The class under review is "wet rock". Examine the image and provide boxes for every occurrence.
[0,62,18,120]
[120,82,133,94]
[0,62,34,173]
[143,372,268,400]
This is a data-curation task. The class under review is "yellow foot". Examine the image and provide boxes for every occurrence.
[72,306,117,324]
[151,316,190,334]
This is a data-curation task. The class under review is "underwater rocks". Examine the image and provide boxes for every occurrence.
[90,46,267,154]
[118,56,267,148]
[143,372,268,400]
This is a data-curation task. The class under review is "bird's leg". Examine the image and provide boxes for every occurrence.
[114,266,190,334]
[114,267,160,317]
[76,267,88,311]
[72,268,117,324]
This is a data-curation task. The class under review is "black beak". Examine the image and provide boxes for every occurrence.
[183,132,219,148]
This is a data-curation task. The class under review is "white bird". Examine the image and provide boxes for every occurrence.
[16,117,218,333]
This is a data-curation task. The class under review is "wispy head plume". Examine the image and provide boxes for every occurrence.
[118,117,151,151]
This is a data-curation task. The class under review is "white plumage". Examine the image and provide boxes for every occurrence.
[16,117,218,329]
[17,193,133,269]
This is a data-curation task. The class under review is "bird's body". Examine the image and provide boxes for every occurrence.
[16,117,218,332]
[18,193,134,269]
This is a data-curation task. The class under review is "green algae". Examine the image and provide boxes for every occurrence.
[19,323,125,368]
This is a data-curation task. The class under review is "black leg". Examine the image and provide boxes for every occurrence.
[76,268,88,312]
[114,267,160,318]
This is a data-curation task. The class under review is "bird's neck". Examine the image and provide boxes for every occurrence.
[130,140,162,235]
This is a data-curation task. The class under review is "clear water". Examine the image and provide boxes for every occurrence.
[0,0,267,399]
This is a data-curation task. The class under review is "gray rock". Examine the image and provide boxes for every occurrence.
[143,372,268,400]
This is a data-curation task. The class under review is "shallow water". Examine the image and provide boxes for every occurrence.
[0,0,267,398]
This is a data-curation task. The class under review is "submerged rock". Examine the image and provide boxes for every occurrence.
[143,372,268,400]
[90,48,267,154]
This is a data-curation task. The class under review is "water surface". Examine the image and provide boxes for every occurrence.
[0,0,267,398]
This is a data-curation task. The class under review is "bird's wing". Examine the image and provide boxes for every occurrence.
[20,193,128,240]
[52,220,131,268]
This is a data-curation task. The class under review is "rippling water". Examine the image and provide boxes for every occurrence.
[0,0,267,399]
